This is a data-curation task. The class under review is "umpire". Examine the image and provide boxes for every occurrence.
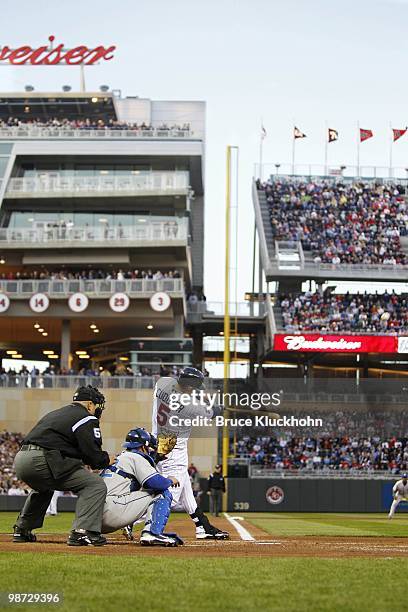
[207,465,226,517]
[13,385,114,547]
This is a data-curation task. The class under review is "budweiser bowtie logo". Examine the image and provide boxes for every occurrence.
[0,35,115,65]
[283,335,362,351]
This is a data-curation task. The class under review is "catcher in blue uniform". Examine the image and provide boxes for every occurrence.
[100,428,183,547]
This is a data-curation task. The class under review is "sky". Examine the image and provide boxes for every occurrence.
[1,0,408,303]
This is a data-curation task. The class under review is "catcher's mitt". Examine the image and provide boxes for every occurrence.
[157,432,177,457]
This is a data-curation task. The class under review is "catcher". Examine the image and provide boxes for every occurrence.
[388,473,408,519]
[121,429,179,541]
[100,427,183,547]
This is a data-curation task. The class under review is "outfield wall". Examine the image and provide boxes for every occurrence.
[227,478,405,513]
[0,477,402,514]
[0,389,217,475]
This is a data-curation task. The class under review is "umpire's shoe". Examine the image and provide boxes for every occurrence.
[196,525,229,540]
[13,525,37,543]
[67,530,107,547]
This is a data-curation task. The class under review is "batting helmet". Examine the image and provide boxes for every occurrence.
[178,366,205,389]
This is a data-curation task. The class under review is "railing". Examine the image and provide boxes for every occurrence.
[0,218,188,245]
[0,278,184,297]
[248,466,398,479]
[270,259,408,279]
[187,301,265,317]
[274,327,408,337]
[0,127,196,140]
[0,374,159,390]
[256,163,408,181]
[6,171,190,197]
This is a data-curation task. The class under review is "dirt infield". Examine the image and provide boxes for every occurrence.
[1,518,408,558]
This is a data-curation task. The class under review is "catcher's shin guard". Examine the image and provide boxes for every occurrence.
[145,490,172,536]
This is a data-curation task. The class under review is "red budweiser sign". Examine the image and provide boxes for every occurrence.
[0,36,115,66]
[273,334,397,353]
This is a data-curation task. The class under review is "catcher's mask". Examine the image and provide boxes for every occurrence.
[178,366,205,390]
[123,427,153,452]
[73,385,106,418]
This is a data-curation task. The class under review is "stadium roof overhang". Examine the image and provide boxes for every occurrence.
[0,92,117,121]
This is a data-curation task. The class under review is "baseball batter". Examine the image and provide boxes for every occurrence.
[100,427,183,546]
[151,367,229,540]
[388,473,408,519]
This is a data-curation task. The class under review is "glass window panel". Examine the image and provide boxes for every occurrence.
[114,214,132,226]
[0,144,12,154]
[0,158,8,178]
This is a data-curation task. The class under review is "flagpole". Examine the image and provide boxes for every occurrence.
[324,121,328,176]
[357,121,360,177]
[389,121,393,179]
[292,125,296,175]
[259,118,264,180]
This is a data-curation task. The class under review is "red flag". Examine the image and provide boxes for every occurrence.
[360,128,373,142]
[393,128,407,142]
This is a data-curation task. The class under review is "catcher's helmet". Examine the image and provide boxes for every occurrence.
[123,427,153,451]
[403,473,408,479]
[178,366,205,389]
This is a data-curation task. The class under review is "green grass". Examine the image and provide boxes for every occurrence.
[1,513,407,611]
[0,554,407,612]
[241,512,408,537]
[0,512,188,535]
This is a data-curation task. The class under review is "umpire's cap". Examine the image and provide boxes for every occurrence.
[178,366,205,389]
[73,385,105,409]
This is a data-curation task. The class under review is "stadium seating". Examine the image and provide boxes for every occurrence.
[0,118,191,132]
[235,430,408,473]
[0,431,26,494]
[257,178,408,265]
[0,268,182,281]
[278,291,408,333]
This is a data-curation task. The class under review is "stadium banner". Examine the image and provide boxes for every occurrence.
[273,334,398,353]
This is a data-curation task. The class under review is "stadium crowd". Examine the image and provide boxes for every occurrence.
[234,410,408,473]
[236,434,408,473]
[0,430,27,494]
[0,363,182,386]
[0,268,182,281]
[279,291,408,333]
[0,117,191,132]
[257,178,408,265]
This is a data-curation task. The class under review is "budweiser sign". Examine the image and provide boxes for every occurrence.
[273,334,398,354]
[0,36,115,66]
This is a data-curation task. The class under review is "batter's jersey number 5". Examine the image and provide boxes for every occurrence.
[157,402,171,426]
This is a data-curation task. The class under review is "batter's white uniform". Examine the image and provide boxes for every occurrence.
[46,490,63,515]
[152,377,214,514]
[388,479,408,518]
[100,450,160,533]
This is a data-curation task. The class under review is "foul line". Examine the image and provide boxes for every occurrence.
[223,513,255,541]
